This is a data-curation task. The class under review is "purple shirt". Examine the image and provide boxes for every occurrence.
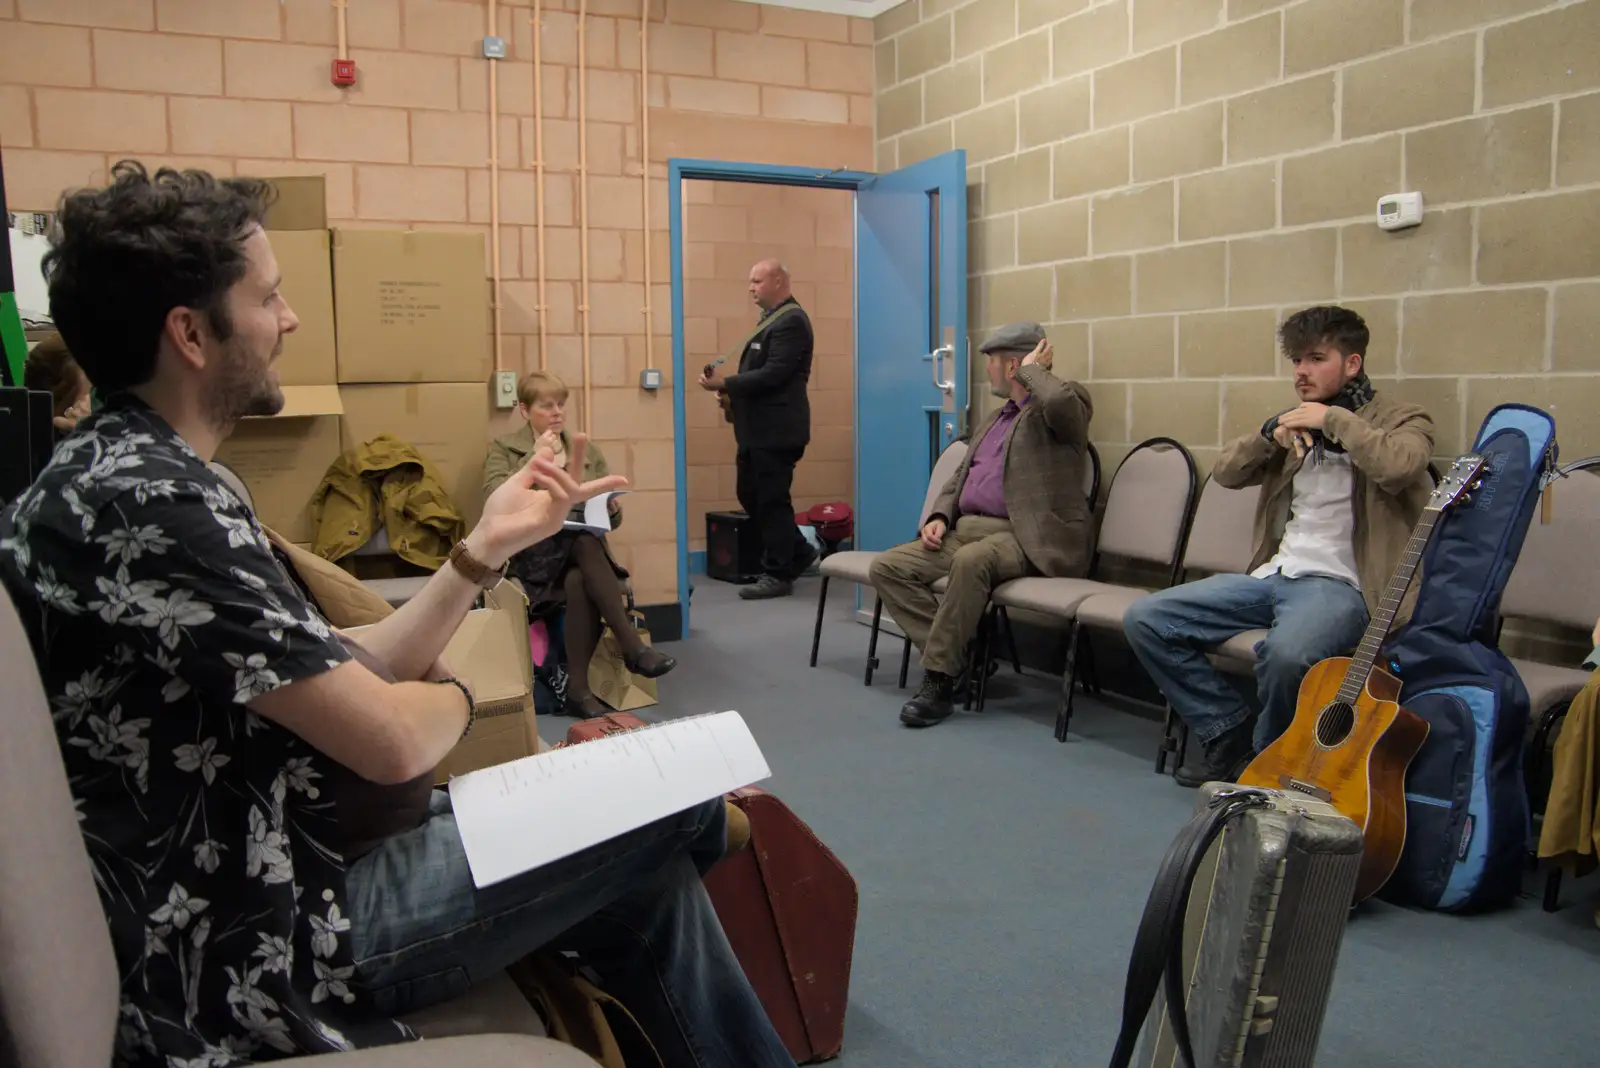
[958,398,1026,518]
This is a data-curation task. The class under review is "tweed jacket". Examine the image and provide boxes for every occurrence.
[1212,390,1435,620]
[929,364,1095,578]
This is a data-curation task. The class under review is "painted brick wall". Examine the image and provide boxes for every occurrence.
[873,0,1600,485]
[0,0,875,606]
[682,179,854,552]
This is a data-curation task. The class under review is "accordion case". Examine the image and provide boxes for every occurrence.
[1131,785,1363,1068]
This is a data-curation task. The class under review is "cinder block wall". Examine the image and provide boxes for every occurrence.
[873,0,1600,490]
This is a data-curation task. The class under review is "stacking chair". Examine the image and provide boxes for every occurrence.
[1498,459,1600,910]
[987,438,1199,740]
[809,439,968,681]
[1118,478,1266,772]
[0,583,600,1068]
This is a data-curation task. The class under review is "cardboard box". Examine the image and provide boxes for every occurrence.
[263,176,328,231]
[268,229,337,388]
[331,228,490,384]
[338,382,490,526]
[341,581,538,784]
[432,582,538,783]
[214,415,342,544]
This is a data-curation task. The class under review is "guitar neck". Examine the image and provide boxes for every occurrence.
[1336,507,1441,703]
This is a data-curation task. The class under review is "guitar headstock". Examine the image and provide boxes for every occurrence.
[1426,453,1487,513]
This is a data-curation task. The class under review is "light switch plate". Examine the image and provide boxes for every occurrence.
[493,370,519,409]
[639,368,663,391]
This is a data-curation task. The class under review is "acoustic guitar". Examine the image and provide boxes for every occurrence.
[1236,452,1487,903]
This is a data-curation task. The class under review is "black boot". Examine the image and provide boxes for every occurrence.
[901,670,956,728]
[1174,723,1255,788]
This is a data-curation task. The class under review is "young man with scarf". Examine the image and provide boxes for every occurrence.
[1124,305,1436,787]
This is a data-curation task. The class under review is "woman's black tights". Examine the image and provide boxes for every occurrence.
[563,535,644,700]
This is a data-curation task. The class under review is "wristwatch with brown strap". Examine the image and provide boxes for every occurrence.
[448,539,507,589]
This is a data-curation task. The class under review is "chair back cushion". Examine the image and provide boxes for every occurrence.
[1095,439,1196,571]
[1183,477,1263,576]
[919,441,969,527]
[0,584,121,1068]
[1501,467,1600,631]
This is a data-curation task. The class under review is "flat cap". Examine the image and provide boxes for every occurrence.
[979,321,1047,355]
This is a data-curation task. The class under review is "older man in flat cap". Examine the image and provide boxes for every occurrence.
[870,322,1095,728]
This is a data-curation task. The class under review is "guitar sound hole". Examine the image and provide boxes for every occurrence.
[1315,702,1356,747]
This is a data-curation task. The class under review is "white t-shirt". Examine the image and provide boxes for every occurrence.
[1252,452,1361,590]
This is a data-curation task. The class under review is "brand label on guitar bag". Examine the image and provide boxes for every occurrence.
[1457,814,1474,861]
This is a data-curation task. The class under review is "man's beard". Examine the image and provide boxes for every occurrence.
[990,378,1011,398]
[205,337,283,427]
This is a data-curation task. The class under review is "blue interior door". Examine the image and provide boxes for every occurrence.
[853,150,968,557]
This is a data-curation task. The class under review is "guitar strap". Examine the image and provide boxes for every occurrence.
[720,303,804,372]
[1108,788,1272,1068]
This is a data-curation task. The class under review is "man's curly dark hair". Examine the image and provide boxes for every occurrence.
[44,160,276,394]
[1278,305,1369,363]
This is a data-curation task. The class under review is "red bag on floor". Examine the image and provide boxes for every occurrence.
[702,787,858,1064]
[563,712,649,745]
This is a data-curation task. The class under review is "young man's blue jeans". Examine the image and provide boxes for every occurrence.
[345,793,796,1068]
[1124,572,1369,753]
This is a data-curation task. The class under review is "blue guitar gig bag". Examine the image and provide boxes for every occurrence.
[1380,404,1557,911]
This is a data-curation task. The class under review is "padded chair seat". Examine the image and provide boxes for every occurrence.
[818,550,877,584]
[1074,587,1152,629]
[1512,656,1591,719]
[991,577,1126,617]
[1207,629,1268,674]
[279,1034,597,1067]
[362,576,431,607]
[398,971,547,1039]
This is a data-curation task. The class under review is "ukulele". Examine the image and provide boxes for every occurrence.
[1236,453,1487,903]
[702,355,734,424]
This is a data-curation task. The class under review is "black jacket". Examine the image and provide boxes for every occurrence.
[724,297,813,451]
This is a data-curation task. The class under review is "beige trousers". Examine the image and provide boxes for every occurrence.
[868,515,1033,676]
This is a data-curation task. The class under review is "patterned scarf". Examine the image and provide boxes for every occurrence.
[1261,371,1375,460]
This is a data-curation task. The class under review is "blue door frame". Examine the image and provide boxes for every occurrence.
[668,156,965,633]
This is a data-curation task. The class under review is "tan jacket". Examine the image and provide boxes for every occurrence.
[1213,392,1435,619]
[930,365,1095,578]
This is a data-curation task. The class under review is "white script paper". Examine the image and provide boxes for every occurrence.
[563,490,628,535]
[448,710,772,888]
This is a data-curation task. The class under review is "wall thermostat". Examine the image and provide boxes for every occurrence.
[493,370,518,410]
[639,368,663,391]
[1376,191,1424,231]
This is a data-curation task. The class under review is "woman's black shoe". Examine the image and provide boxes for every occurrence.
[562,693,609,719]
[625,647,678,679]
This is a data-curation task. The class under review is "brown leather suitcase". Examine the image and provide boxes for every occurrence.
[702,787,858,1064]
[563,712,649,745]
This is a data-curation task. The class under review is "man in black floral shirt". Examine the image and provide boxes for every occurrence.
[0,162,796,1068]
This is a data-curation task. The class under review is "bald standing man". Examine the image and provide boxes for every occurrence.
[699,259,817,599]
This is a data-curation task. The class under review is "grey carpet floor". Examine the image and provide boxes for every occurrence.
[597,578,1600,1068]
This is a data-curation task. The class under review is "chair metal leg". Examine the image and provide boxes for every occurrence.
[1156,704,1188,775]
[974,611,997,712]
[998,606,1022,674]
[1054,620,1082,742]
[898,636,911,688]
[1078,629,1101,693]
[1543,866,1563,912]
[864,596,883,686]
[965,611,991,712]
[808,576,830,668]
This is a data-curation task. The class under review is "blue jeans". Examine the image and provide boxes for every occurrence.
[1123,572,1370,752]
[346,793,796,1068]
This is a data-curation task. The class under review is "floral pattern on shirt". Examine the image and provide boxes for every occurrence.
[0,398,413,1066]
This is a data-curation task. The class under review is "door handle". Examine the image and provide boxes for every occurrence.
[928,343,954,393]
